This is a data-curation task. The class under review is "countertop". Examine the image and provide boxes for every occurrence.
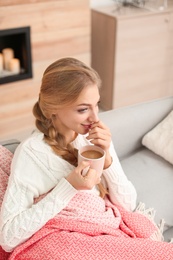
[92,0,173,19]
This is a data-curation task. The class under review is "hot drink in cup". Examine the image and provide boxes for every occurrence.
[78,145,105,176]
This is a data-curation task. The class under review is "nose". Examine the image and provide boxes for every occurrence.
[88,107,99,123]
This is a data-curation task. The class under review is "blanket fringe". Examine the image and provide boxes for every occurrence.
[157,219,165,235]
[135,202,164,242]
[135,202,156,222]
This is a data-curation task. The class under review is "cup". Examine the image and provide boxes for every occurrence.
[78,145,105,177]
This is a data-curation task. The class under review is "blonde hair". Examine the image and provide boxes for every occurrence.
[33,57,107,198]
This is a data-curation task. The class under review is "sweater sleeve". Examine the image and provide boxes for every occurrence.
[102,142,137,212]
[0,139,77,252]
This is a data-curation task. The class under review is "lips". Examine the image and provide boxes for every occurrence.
[82,124,92,130]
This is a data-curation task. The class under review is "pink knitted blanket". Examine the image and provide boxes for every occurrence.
[8,193,173,260]
[0,145,13,260]
[1,145,173,260]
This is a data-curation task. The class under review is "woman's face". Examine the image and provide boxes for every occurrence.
[53,84,100,142]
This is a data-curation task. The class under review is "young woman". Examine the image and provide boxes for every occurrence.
[0,57,172,260]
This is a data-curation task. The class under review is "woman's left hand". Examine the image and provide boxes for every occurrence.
[86,120,112,169]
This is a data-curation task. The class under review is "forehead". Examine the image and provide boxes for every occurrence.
[74,84,100,105]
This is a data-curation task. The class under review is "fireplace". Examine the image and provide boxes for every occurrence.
[0,26,33,85]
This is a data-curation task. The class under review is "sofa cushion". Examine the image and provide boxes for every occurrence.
[99,97,173,160]
[142,110,173,165]
[121,147,173,238]
[0,139,20,153]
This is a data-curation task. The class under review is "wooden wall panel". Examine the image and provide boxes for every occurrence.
[0,0,51,7]
[0,0,91,141]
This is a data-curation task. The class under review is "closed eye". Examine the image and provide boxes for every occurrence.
[77,100,100,113]
[77,107,89,113]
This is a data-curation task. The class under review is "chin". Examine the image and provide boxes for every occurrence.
[78,128,89,135]
[80,131,88,136]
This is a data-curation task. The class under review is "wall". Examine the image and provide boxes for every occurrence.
[0,0,90,141]
[90,0,114,7]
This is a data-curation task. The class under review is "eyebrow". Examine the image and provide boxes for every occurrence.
[77,100,101,107]
[77,103,90,107]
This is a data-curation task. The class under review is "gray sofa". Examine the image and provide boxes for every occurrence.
[99,96,173,242]
[1,96,173,242]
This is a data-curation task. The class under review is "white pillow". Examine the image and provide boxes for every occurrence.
[142,110,173,165]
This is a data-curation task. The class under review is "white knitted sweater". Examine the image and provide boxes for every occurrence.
[0,131,137,252]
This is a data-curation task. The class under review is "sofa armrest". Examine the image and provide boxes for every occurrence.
[99,97,173,159]
[0,139,20,154]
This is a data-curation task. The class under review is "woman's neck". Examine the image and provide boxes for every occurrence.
[65,131,78,146]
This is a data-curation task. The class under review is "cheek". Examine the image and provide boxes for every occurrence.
[77,113,89,122]
[67,114,81,125]
[67,112,89,125]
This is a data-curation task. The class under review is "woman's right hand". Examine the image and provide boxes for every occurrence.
[66,161,101,190]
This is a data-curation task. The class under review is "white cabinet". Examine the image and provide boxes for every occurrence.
[91,4,173,110]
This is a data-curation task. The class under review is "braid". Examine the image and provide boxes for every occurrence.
[45,131,78,166]
[33,101,78,166]
[33,101,51,136]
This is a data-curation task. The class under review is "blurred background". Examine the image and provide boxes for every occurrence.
[0,0,172,141]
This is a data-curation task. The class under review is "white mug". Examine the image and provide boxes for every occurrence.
[78,145,105,177]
